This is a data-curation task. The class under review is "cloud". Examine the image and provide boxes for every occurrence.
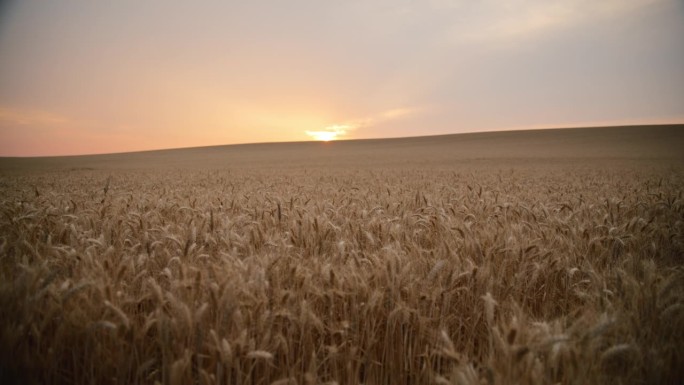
[306,107,421,141]
[391,0,666,49]
[351,107,420,129]
[378,107,416,120]
[0,106,70,127]
[446,0,664,46]
[0,105,159,156]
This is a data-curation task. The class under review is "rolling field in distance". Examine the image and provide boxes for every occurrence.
[1,125,683,384]
[2,124,682,172]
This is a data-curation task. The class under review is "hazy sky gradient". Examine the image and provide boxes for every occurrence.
[1,0,683,156]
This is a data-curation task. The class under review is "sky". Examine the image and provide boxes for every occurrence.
[1,0,683,156]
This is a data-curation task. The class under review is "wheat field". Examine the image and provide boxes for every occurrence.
[1,126,683,384]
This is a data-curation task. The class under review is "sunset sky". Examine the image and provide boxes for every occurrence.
[1,0,683,156]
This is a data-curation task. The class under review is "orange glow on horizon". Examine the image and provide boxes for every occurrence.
[305,124,350,142]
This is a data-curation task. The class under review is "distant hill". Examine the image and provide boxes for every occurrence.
[1,124,682,172]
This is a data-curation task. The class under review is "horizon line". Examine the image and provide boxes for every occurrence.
[3,121,683,159]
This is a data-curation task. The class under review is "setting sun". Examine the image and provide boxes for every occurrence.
[305,124,351,142]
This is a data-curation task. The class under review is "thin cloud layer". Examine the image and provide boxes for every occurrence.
[445,0,664,46]
[306,107,421,141]
[0,107,69,127]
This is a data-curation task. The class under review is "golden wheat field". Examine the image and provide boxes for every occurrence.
[1,126,683,385]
